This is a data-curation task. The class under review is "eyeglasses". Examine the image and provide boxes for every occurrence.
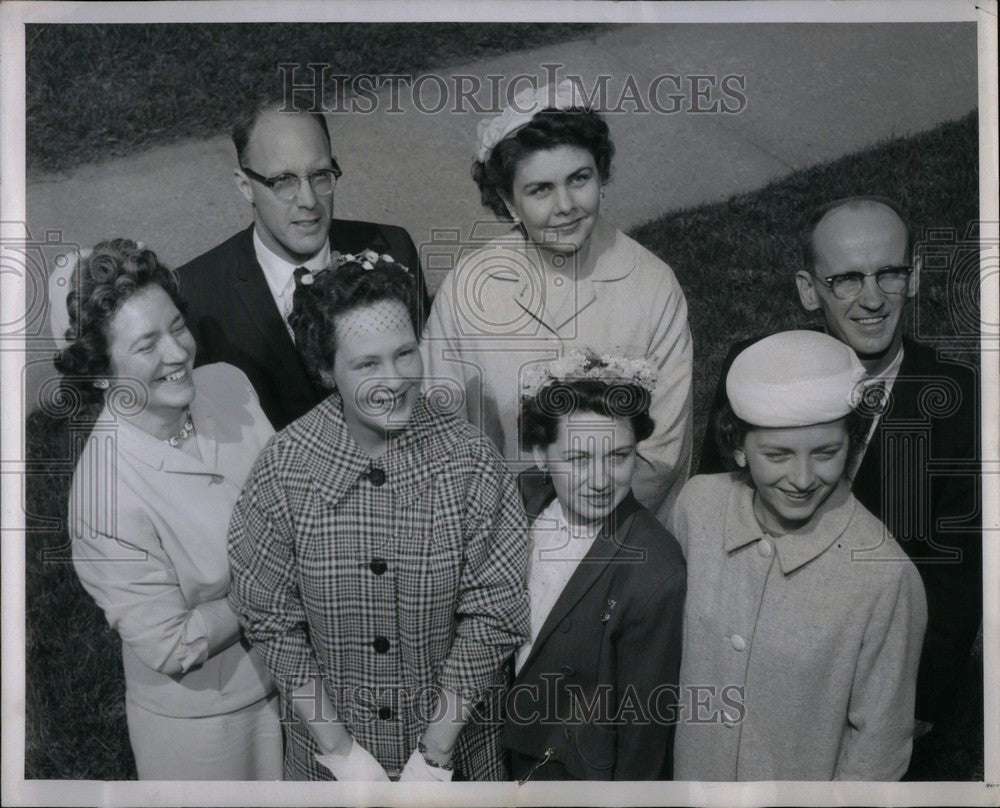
[240,159,342,201]
[819,266,913,300]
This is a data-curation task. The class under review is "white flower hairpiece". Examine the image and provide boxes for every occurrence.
[475,79,585,163]
[299,250,396,285]
[520,349,659,399]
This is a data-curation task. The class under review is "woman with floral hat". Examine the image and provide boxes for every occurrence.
[505,349,686,781]
[670,330,927,780]
[422,80,693,524]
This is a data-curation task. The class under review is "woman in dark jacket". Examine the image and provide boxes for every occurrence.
[505,350,686,781]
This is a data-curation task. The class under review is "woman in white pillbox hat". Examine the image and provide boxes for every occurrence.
[669,330,927,781]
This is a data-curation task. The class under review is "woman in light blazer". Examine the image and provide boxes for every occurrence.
[56,239,281,779]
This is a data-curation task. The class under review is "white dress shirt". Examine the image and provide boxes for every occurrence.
[515,498,602,674]
[252,226,330,331]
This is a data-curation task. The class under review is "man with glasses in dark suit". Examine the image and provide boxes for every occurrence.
[178,101,429,430]
[698,197,981,778]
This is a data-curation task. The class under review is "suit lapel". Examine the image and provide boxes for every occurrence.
[518,490,641,675]
[853,341,920,513]
[231,226,321,407]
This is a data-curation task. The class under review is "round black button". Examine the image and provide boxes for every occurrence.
[373,636,390,654]
[378,706,394,720]
[367,467,386,486]
[369,558,388,575]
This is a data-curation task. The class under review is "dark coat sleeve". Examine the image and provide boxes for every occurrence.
[612,562,686,780]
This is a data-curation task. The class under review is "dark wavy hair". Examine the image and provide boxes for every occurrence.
[473,107,615,220]
[713,401,868,472]
[54,239,186,405]
[520,378,654,452]
[288,255,419,386]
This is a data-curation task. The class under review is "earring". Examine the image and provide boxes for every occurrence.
[540,465,551,486]
[93,379,109,390]
[734,450,747,468]
[600,187,606,199]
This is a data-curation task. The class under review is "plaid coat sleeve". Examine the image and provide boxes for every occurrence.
[435,434,531,698]
[227,440,323,698]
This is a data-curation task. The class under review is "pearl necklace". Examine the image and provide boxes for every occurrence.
[164,411,195,447]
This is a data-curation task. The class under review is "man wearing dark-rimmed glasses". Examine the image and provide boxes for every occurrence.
[177,100,429,431]
[699,196,981,780]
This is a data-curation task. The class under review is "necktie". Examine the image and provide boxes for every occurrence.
[280,268,307,340]
[849,379,887,480]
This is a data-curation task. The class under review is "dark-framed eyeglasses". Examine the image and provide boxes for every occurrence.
[820,266,913,300]
[240,159,342,201]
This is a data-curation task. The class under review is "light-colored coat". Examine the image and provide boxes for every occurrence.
[421,216,693,523]
[70,363,276,718]
[669,473,927,781]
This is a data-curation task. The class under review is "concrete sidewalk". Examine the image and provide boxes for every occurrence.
[23,22,977,408]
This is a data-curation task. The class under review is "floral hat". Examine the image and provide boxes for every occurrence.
[521,348,658,399]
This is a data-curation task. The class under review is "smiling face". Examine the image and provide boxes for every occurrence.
[507,145,602,258]
[533,410,636,528]
[235,110,334,264]
[795,203,916,375]
[742,419,850,534]
[328,300,422,454]
[106,284,197,436]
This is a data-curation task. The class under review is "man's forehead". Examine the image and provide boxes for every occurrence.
[245,110,329,164]
[813,204,908,267]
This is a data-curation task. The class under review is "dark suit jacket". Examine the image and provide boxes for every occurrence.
[504,470,686,781]
[698,334,982,725]
[176,221,430,431]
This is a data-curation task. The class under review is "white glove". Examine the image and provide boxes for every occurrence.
[314,739,390,781]
[399,747,454,782]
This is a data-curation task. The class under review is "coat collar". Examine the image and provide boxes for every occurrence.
[516,468,644,673]
[107,376,220,476]
[723,475,856,575]
[295,393,455,508]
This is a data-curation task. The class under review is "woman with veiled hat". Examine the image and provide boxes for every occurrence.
[422,79,693,524]
[669,330,927,780]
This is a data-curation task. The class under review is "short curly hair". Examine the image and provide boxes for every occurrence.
[54,239,186,405]
[288,256,419,386]
[713,401,868,472]
[520,378,654,452]
[473,107,615,220]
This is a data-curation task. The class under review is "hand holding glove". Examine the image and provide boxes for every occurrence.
[399,745,454,782]
[314,738,390,781]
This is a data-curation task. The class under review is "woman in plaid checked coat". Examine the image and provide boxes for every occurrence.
[228,253,531,781]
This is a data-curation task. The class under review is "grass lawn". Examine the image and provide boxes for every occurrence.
[26,22,614,173]
[24,111,981,780]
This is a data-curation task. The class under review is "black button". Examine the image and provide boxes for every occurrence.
[369,558,388,575]
[373,636,390,654]
[378,706,394,720]
[367,467,386,486]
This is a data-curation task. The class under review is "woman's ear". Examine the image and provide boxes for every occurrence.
[733,448,747,468]
[501,195,520,224]
[318,371,337,391]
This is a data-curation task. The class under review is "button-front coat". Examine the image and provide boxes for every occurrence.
[421,216,693,523]
[227,393,530,780]
[670,473,927,781]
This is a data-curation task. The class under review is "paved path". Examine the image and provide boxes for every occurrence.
[24,22,977,409]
